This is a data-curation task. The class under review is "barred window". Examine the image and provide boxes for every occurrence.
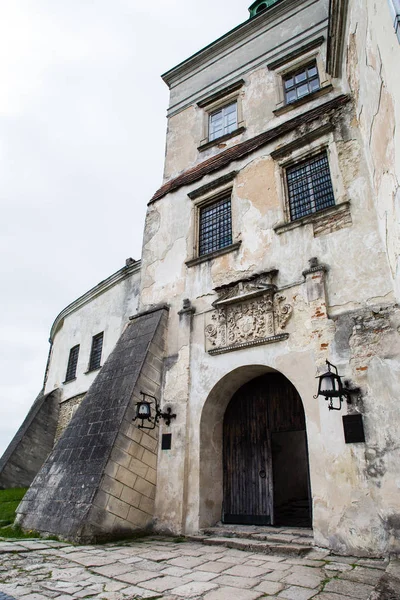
[65,345,79,382]
[286,152,335,221]
[284,63,320,104]
[209,102,238,141]
[88,332,103,372]
[199,197,232,256]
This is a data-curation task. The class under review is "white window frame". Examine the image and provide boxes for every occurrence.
[273,48,330,112]
[208,102,238,142]
[198,85,245,149]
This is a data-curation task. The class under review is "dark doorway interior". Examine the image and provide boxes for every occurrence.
[222,373,311,528]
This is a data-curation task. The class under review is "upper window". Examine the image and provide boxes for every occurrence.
[199,196,233,256]
[284,63,320,104]
[65,345,79,382]
[388,0,400,42]
[88,332,103,372]
[286,152,335,221]
[209,102,238,142]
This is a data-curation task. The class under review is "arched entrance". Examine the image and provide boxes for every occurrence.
[223,373,311,527]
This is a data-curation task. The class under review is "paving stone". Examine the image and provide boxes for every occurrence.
[253,579,285,594]
[223,564,270,578]
[203,587,264,600]
[115,570,164,585]
[170,580,218,596]
[67,555,114,567]
[91,563,136,577]
[103,581,128,592]
[260,561,292,571]
[324,563,353,573]
[168,556,210,569]
[341,566,383,585]
[116,585,163,598]
[283,572,323,588]
[138,575,186,592]
[323,578,374,599]
[262,570,291,582]
[213,574,261,588]
[183,571,220,582]
[278,585,318,600]
[194,561,230,573]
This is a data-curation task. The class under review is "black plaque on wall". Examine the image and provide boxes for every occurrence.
[161,433,172,450]
[343,414,365,444]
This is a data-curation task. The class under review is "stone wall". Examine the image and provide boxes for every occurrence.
[0,389,60,489]
[54,394,86,443]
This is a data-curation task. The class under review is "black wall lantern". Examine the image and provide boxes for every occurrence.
[133,391,176,430]
[314,360,360,411]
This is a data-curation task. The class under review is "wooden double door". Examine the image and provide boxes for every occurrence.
[223,373,311,527]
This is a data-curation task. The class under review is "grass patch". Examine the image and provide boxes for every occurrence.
[0,488,27,527]
[0,524,41,539]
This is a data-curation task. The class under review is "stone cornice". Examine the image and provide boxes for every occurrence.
[49,261,141,342]
[162,0,316,88]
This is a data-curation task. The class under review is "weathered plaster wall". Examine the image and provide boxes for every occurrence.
[45,263,141,404]
[345,0,400,300]
[163,0,330,180]
[139,0,400,555]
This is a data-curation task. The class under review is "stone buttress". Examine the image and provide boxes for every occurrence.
[16,306,168,542]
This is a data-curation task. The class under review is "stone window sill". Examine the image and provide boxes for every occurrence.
[186,241,242,267]
[198,127,246,152]
[62,377,76,385]
[273,85,333,117]
[274,201,350,235]
[84,366,102,375]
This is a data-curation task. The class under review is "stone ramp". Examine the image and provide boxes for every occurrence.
[16,306,168,542]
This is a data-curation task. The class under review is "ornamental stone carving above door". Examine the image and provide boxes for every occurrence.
[205,271,292,355]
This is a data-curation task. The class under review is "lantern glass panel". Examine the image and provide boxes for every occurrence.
[137,402,151,418]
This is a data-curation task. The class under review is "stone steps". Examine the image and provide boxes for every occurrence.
[187,535,313,556]
[188,526,315,557]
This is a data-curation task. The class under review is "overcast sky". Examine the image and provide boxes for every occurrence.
[0,1,249,456]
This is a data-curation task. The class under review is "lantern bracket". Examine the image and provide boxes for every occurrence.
[133,391,177,430]
[314,360,361,411]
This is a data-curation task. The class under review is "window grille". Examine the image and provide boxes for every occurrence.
[65,345,79,382]
[209,102,238,141]
[199,197,232,256]
[88,332,103,371]
[284,63,320,104]
[286,152,335,221]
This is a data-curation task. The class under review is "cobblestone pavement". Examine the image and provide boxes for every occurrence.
[0,536,396,600]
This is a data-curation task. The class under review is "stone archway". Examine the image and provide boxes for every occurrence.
[199,365,311,529]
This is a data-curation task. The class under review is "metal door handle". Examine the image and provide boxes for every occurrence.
[259,469,266,479]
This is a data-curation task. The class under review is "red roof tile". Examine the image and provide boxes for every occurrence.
[149,94,350,204]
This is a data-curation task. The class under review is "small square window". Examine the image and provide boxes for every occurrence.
[209,102,238,141]
[199,196,233,256]
[88,332,103,372]
[283,62,320,104]
[286,152,335,221]
[65,345,79,382]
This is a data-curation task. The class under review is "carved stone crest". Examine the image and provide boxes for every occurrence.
[205,271,292,354]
